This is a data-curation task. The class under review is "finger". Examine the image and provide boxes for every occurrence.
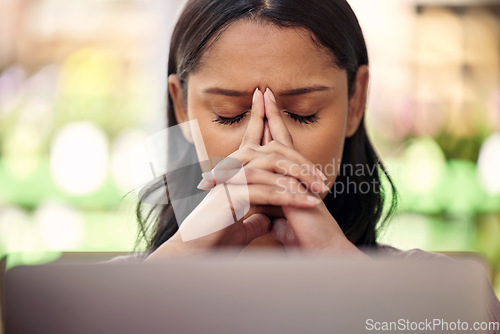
[242,213,272,244]
[271,218,299,246]
[222,147,327,192]
[225,184,322,208]
[245,155,330,194]
[240,88,265,147]
[229,143,327,182]
[261,120,272,145]
[212,156,244,172]
[198,167,309,194]
[264,88,293,147]
[197,167,247,190]
[258,141,328,181]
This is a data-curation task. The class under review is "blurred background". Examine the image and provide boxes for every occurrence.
[0,0,499,294]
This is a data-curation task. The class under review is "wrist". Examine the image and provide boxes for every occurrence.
[325,234,369,258]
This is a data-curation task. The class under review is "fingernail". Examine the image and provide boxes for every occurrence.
[315,167,327,181]
[309,166,326,182]
[215,157,242,171]
[252,88,260,103]
[266,88,276,103]
[201,171,213,181]
[305,195,322,205]
[196,178,212,190]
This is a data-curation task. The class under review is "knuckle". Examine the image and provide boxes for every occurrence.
[269,152,284,164]
[268,152,279,160]
[238,146,255,160]
[240,147,252,156]
[244,143,258,150]
[291,179,305,192]
[240,135,249,144]
[268,140,280,148]
[244,167,256,179]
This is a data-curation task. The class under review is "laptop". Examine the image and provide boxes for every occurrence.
[5,252,489,334]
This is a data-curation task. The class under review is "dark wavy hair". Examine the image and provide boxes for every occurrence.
[136,0,398,253]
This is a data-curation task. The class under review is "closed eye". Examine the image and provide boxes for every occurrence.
[213,110,319,125]
[213,111,249,125]
[285,111,319,124]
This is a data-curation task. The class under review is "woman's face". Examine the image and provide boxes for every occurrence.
[171,19,367,198]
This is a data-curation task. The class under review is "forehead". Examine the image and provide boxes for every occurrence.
[191,19,340,87]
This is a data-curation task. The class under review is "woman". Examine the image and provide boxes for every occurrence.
[139,0,396,258]
[132,0,500,326]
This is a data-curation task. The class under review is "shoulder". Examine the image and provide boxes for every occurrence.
[374,243,451,261]
[104,253,147,263]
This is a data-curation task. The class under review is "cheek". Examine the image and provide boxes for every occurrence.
[202,126,244,158]
[293,129,344,164]
[290,123,346,182]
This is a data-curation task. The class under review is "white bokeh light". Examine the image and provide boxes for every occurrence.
[478,133,500,196]
[111,128,147,192]
[403,138,447,194]
[50,122,109,195]
[0,206,33,254]
[34,202,86,251]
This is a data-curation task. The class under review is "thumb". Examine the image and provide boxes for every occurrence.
[242,213,272,244]
[271,218,299,246]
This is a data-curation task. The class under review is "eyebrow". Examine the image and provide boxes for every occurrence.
[202,86,333,97]
[279,86,333,96]
[203,88,251,97]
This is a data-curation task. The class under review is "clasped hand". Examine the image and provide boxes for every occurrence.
[146,88,364,260]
